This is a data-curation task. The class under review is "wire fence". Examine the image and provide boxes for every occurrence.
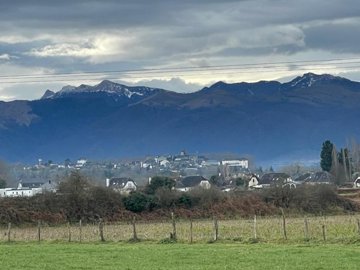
[1,214,360,243]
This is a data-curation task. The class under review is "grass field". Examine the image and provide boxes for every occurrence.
[0,242,360,269]
[2,215,360,243]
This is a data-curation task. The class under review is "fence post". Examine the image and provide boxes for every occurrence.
[99,218,105,242]
[304,216,309,240]
[322,224,326,241]
[79,219,82,243]
[67,222,71,242]
[322,215,327,241]
[131,216,138,241]
[253,215,257,240]
[281,208,287,240]
[357,218,360,236]
[213,216,219,241]
[171,212,177,240]
[37,221,41,243]
[190,219,193,244]
[7,222,11,243]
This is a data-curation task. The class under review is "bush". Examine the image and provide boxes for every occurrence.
[123,192,151,213]
[262,184,354,214]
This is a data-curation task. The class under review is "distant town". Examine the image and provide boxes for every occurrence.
[1,148,359,198]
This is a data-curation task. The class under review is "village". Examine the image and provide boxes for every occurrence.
[1,150,360,198]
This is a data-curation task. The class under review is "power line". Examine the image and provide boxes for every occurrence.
[1,57,360,84]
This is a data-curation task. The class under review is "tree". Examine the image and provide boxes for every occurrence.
[58,171,93,221]
[0,160,11,187]
[235,177,245,187]
[320,140,334,172]
[338,148,351,182]
[209,175,223,187]
[0,178,6,188]
[145,176,175,194]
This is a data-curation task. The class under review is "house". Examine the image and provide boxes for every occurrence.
[106,177,137,194]
[295,171,334,185]
[75,158,87,168]
[223,174,259,191]
[0,182,43,197]
[221,159,249,179]
[221,159,249,169]
[159,159,170,167]
[175,176,211,192]
[0,188,11,197]
[256,173,294,188]
[248,174,259,189]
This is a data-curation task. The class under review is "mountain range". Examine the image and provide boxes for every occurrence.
[1,72,360,165]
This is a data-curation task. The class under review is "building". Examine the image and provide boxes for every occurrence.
[106,177,137,194]
[221,159,249,169]
[175,176,211,192]
[0,182,42,197]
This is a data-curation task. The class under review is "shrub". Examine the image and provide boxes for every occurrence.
[123,192,150,213]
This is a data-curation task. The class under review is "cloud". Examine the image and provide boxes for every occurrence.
[0,0,360,100]
[124,78,204,93]
[28,35,136,63]
[0,54,11,61]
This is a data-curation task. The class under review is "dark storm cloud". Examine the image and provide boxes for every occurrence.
[304,19,360,53]
[1,1,359,54]
[0,1,239,31]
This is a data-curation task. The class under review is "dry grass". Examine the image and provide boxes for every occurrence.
[1,215,360,243]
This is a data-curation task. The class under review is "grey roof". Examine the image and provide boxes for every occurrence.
[304,171,334,183]
[259,173,291,185]
[177,176,208,188]
[21,182,44,188]
[294,173,312,182]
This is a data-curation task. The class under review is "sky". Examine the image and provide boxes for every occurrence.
[1,0,360,100]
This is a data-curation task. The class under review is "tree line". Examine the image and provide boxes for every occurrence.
[0,172,357,225]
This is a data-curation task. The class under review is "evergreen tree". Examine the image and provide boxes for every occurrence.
[320,140,334,172]
[145,176,175,194]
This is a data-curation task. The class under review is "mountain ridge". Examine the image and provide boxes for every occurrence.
[1,73,360,164]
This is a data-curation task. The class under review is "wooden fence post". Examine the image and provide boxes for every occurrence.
[253,215,257,240]
[7,222,11,243]
[322,215,327,241]
[37,221,41,243]
[99,218,105,242]
[213,217,219,241]
[67,222,71,242]
[322,224,326,241]
[171,212,177,240]
[131,216,138,241]
[281,208,287,240]
[79,219,82,243]
[304,216,309,240]
[190,219,193,244]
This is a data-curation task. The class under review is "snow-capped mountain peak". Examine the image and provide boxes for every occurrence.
[42,80,162,100]
[286,72,345,89]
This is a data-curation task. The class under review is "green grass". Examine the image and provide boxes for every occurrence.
[0,242,360,269]
[3,215,360,243]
